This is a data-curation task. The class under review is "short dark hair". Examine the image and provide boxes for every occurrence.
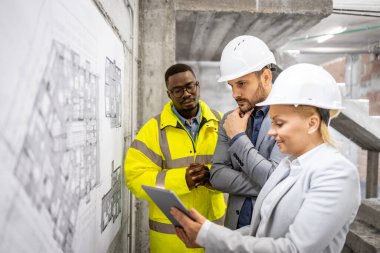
[165,63,196,86]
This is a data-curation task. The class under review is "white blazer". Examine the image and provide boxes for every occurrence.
[197,144,361,253]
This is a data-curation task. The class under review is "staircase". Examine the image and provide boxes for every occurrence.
[342,199,380,253]
[330,99,380,253]
[331,99,380,198]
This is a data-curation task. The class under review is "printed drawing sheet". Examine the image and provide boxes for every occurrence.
[0,0,124,252]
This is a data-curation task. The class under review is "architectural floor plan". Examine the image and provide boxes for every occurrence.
[0,1,125,252]
[105,58,122,128]
[13,41,99,252]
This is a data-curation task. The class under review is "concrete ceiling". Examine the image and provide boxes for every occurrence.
[175,10,326,62]
[175,0,380,67]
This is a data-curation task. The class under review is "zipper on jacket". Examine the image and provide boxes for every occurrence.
[175,117,215,156]
[175,122,197,154]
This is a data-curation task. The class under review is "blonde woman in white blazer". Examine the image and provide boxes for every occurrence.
[171,63,361,253]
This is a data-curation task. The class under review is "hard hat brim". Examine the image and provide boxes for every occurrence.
[256,100,344,110]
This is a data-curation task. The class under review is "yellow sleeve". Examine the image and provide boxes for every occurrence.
[124,118,162,201]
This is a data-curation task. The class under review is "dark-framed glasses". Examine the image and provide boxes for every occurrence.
[168,81,199,98]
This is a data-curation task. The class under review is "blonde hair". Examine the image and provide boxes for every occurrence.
[291,106,340,147]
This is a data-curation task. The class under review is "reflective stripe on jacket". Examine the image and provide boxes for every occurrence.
[125,100,226,252]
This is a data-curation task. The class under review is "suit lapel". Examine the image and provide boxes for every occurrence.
[249,162,291,235]
[246,116,253,138]
[256,114,270,148]
[264,171,301,221]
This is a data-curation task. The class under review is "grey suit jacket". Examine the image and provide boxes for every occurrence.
[210,110,284,229]
[199,144,361,253]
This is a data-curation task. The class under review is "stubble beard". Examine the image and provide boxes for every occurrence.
[239,103,254,113]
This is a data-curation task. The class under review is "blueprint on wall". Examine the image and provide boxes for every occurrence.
[0,0,124,252]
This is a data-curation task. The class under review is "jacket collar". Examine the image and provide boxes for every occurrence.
[159,100,219,130]
[249,143,329,235]
[255,113,271,148]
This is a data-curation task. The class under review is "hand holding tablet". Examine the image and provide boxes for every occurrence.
[142,185,194,227]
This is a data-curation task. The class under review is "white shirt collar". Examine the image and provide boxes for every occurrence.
[285,143,328,171]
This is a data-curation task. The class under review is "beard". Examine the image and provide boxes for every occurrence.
[237,100,254,113]
[236,81,269,113]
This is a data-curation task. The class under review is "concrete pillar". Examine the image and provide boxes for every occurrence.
[138,0,176,126]
[366,151,379,198]
[345,55,361,99]
[137,1,176,252]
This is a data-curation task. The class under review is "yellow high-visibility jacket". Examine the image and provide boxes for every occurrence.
[125,100,226,253]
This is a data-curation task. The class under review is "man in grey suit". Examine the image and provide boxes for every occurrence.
[210,35,284,229]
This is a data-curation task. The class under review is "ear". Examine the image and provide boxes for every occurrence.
[260,68,273,88]
[167,90,171,100]
[307,114,320,134]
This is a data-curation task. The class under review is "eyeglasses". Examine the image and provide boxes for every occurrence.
[168,81,199,98]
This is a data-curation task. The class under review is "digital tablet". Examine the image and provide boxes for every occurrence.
[142,185,193,227]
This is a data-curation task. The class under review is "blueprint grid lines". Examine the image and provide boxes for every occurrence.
[105,57,121,128]
[12,41,99,253]
[101,160,122,233]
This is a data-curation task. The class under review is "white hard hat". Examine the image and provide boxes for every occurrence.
[257,63,343,110]
[218,35,276,82]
